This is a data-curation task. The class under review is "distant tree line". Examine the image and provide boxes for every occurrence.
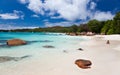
[0,12,120,35]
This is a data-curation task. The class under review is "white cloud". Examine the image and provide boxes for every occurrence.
[0,24,38,30]
[31,14,39,18]
[28,0,44,15]
[45,21,72,27]
[0,10,24,20]
[93,11,114,21]
[19,0,114,22]
[90,2,96,10]
[44,0,90,21]
[44,21,84,27]
[19,0,44,14]
[50,16,61,19]
[19,0,91,21]
[0,14,19,19]
[10,26,38,29]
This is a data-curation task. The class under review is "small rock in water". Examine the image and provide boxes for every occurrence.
[75,59,92,69]
[21,55,32,59]
[7,39,26,46]
[0,56,14,63]
[43,45,55,48]
[78,48,83,51]
[0,55,31,63]
[32,40,53,43]
[63,50,68,53]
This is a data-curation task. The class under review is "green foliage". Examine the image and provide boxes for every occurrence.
[114,12,120,21]
[107,29,114,35]
[78,24,89,32]
[101,20,112,34]
[114,20,120,34]
[70,25,78,33]
[87,19,101,33]
[101,12,120,34]
[113,12,120,34]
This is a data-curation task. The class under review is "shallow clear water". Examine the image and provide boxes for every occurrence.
[0,32,86,75]
[0,32,84,59]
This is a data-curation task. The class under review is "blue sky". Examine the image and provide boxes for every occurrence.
[0,0,120,29]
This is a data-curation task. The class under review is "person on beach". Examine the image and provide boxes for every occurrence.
[106,40,110,44]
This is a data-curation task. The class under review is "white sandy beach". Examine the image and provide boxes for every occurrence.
[0,35,120,75]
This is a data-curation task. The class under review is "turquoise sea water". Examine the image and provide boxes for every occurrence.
[0,32,84,59]
[0,32,86,75]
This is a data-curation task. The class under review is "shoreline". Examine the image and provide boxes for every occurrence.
[0,34,120,75]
